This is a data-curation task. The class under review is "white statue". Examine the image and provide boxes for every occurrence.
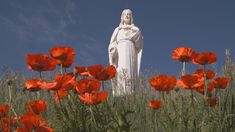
[108,9,144,96]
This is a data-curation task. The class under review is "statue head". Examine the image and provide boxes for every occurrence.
[120,9,133,26]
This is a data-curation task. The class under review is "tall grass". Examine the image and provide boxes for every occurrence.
[1,51,235,132]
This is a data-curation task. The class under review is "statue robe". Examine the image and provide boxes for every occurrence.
[108,24,144,96]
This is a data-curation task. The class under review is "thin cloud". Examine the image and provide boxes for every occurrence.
[65,0,76,24]
[0,0,107,69]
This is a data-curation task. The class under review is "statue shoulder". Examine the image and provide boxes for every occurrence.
[111,27,121,35]
[131,24,140,32]
[114,27,121,31]
[110,27,120,43]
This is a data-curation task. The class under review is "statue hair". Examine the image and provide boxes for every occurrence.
[119,9,134,26]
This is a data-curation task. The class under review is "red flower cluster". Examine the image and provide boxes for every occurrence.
[76,78,108,105]
[0,101,53,132]
[0,104,16,131]
[177,74,205,90]
[146,46,229,108]
[150,74,176,91]
[194,69,215,79]
[26,100,47,115]
[74,64,116,81]
[210,77,230,89]
[48,73,76,91]
[25,46,116,105]
[0,105,9,118]
[16,100,53,132]
[26,54,57,72]
[148,74,176,109]
[171,46,230,106]
[172,47,217,66]
[16,113,53,132]
[25,79,57,91]
[26,46,75,71]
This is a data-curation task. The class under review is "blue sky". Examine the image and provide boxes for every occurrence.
[0,0,235,75]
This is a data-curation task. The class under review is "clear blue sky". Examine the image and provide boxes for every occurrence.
[0,0,235,75]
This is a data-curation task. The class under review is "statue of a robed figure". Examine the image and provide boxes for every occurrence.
[108,9,144,96]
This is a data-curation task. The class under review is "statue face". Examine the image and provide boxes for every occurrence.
[122,10,132,25]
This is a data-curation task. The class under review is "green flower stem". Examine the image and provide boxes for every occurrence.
[60,64,63,74]
[38,72,42,98]
[1,119,4,130]
[102,81,105,91]
[203,65,208,100]
[218,89,221,110]
[39,71,43,80]
[191,90,195,108]
[56,91,70,123]
[8,83,19,118]
[89,106,98,129]
[161,91,165,102]
[182,62,186,76]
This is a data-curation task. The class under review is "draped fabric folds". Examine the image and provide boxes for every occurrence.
[108,24,144,96]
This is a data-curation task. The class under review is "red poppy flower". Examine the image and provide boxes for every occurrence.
[75,78,101,95]
[17,113,53,132]
[26,100,47,115]
[150,74,176,91]
[74,66,91,77]
[177,74,205,90]
[79,90,108,105]
[54,73,76,90]
[87,64,117,80]
[18,113,41,130]
[49,46,75,68]
[194,69,215,79]
[25,79,43,91]
[172,47,197,62]
[192,52,217,65]
[195,83,215,95]
[47,73,76,91]
[148,100,163,109]
[26,54,57,72]
[0,104,9,118]
[40,81,58,90]
[25,79,57,91]
[0,117,16,132]
[207,98,217,106]
[210,77,230,89]
[54,90,68,103]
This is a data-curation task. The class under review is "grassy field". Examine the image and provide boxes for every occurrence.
[0,50,235,132]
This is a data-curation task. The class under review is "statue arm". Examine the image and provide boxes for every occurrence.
[110,27,120,44]
[130,26,144,76]
[130,27,143,51]
[108,27,120,68]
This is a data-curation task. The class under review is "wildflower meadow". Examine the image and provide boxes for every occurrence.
[0,46,234,132]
